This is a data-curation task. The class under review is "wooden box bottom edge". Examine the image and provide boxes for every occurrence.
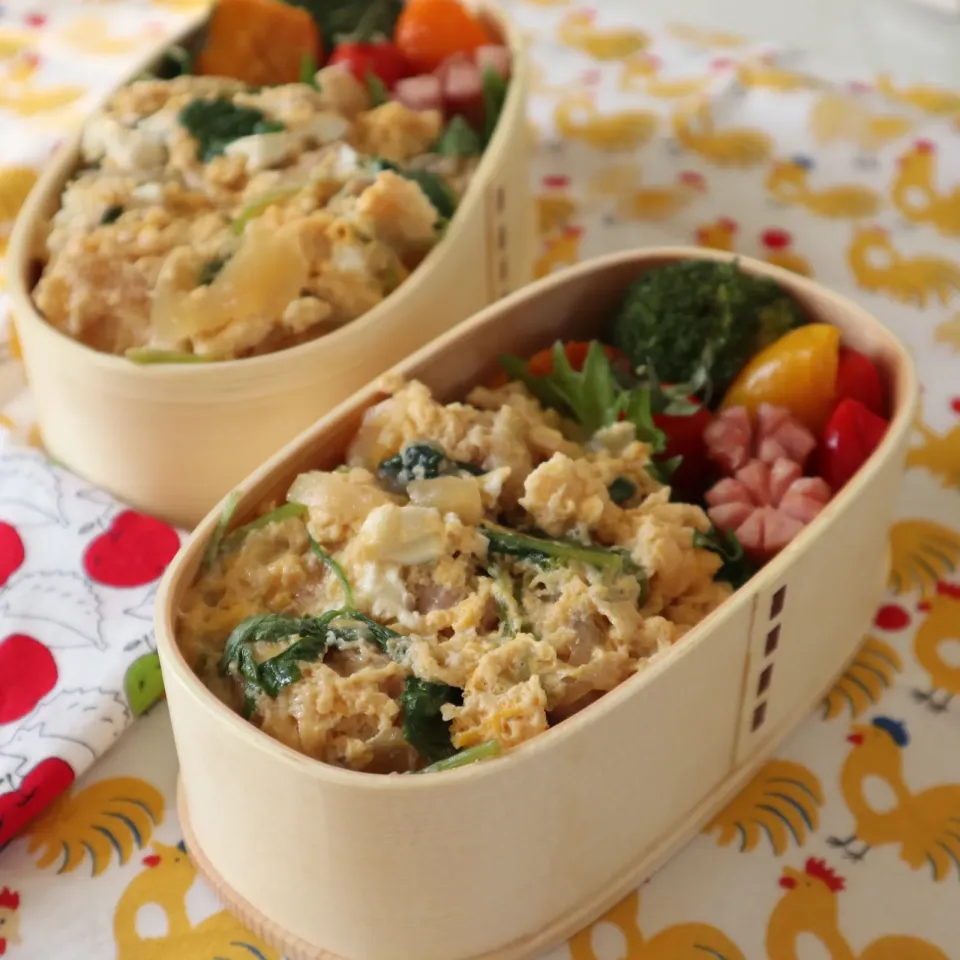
[176,624,870,960]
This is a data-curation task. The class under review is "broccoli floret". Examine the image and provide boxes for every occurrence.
[603,260,805,394]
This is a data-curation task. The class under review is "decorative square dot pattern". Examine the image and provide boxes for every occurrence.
[765,625,781,656]
[757,664,773,696]
[752,701,767,731]
[770,586,787,619]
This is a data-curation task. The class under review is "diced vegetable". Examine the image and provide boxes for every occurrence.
[819,398,888,491]
[394,0,493,74]
[408,475,483,524]
[100,204,124,225]
[399,676,462,763]
[607,476,637,505]
[692,525,755,588]
[329,39,410,91]
[435,114,482,156]
[194,0,323,87]
[480,65,509,145]
[604,260,805,393]
[721,323,841,435]
[834,346,884,417]
[178,97,285,163]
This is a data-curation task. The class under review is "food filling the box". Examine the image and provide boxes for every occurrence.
[30,0,512,363]
[177,261,892,775]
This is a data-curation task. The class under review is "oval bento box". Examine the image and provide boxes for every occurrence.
[155,247,917,960]
[5,5,533,530]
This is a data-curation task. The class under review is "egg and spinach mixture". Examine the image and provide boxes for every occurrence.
[32,69,482,362]
[179,363,733,775]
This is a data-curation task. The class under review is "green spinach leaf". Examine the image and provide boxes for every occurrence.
[399,677,463,763]
[179,97,285,163]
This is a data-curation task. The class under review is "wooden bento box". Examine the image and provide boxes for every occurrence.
[155,248,917,960]
[5,5,533,530]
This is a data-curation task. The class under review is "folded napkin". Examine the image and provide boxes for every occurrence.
[0,428,184,849]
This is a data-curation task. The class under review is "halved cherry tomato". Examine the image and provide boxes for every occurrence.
[834,346,884,417]
[654,400,713,499]
[329,40,411,91]
[527,341,628,377]
[487,341,627,388]
[721,324,841,435]
[820,398,888,490]
[394,0,493,74]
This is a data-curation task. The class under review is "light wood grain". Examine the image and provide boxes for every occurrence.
[4,8,533,529]
[156,248,917,960]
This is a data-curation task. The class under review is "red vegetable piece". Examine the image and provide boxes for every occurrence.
[436,53,484,124]
[393,73,443,111]
[820,398,888,491]
[474,44,511,78]
[329,40,412,91]
[653,401,713,499]
[834,346,884,417]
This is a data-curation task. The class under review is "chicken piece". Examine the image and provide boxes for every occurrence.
[520,453,622,542]
[705,458,832,559]
[444,636,555,750]
[353,101,443,163]
[353,170,440,249]
[705,404,817,474]
[314,64,370,118]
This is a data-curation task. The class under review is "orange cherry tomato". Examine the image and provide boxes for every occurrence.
[394,0,493,73]
[720,324,841,435]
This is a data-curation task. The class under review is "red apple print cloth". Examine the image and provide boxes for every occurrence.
[0,429,184,848]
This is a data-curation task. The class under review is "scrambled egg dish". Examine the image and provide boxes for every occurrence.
[33,70,475,361]
[179,374,731,774]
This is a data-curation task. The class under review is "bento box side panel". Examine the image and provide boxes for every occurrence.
[162,592,754,960]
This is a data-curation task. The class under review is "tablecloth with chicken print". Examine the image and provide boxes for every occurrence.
[1,1,959,958]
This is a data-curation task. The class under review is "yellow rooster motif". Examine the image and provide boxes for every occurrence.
[766,156,881,219]
[888,519,960,600]
[618,53,712,99]
[667,23,747,49]
[828,717,960,882]
[0,165,38,266]
[734,57,819,94]
[569,888,746,960]
[58,17,156,57]
[892,139,960,237]
[913,582,960,714]
[847,224,960,307]
[0,50,85,117]
[934,314,960,352]
[809,90,915,156]
[694,215,737,252]
[24,777,165,876]
[590,164,707,221]
[704,759,823,855]
[876,74,960,116]
[769,857,950,959]
[536,174,577,236]
[672,99,773,168]
[556,10,651,61]
[908,415,960,490]
[534,225,583,279]
[554,92,659,152]
[822,635,903,720]
[114,840,279,960]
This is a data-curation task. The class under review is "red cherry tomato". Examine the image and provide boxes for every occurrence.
[834,346,884,417]
[654,402,713,499]
[820,398,888,491]
[328,41,411,91]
